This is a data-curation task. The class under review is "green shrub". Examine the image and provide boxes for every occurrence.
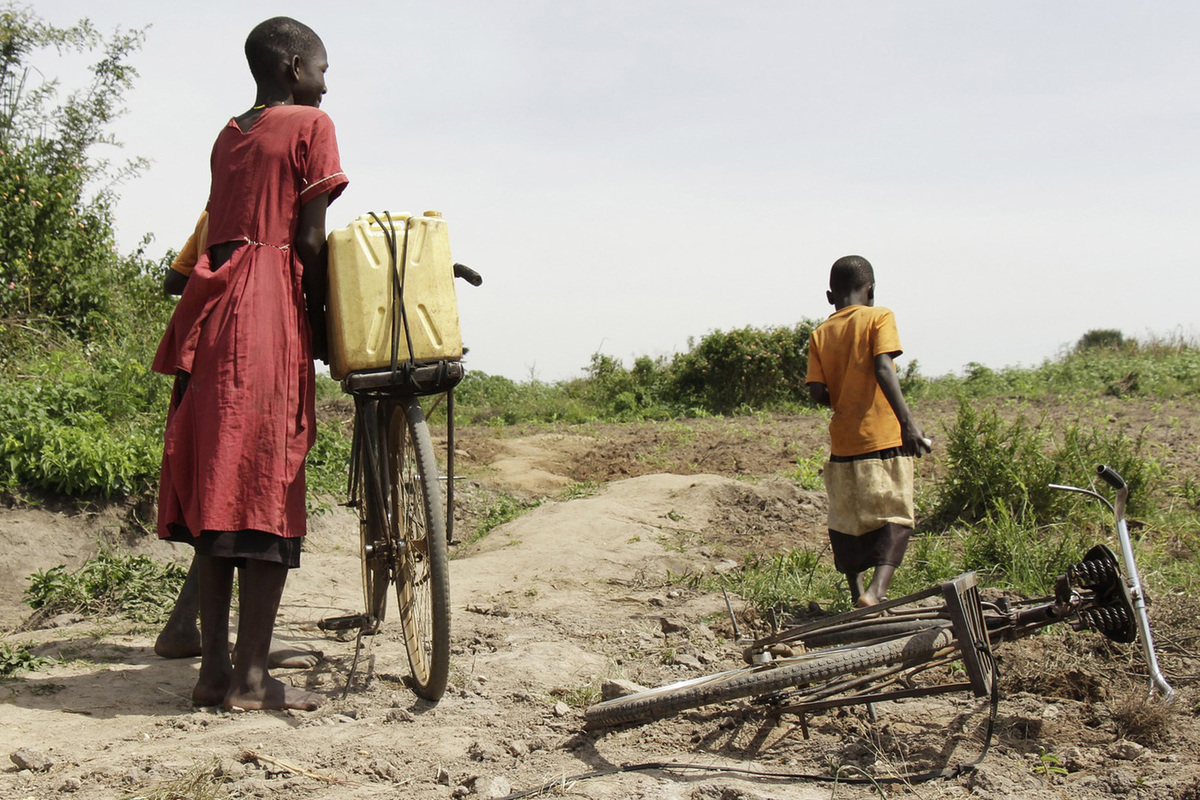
[24,551,186,624]
[669,322,816,415]
[0,346,169,497]
[716,549,847,615]
[305,416,353,511]
[928,399,1159,528]
[1075,329,1126,352]
[0,642,50,677]
[929,401,1063,529]
[961,507,1092,596]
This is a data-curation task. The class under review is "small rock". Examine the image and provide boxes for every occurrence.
[505,740,530,758]
[672,653,703,670]
[1109,740,1146,761]
[1105,769,1136,793]
[386,708,415,724]
[468,741,504,762]
[660,617,688,634]
[600,678,648,700]
[58,777,82,793]
[552,701,571,718]
[1059,746,1086,772]
[713,559,739,574]
[667,590,681,599]
[436,766,452,785]
[10,747,54,772]
[476,775,513,798]
[649,597,666,607]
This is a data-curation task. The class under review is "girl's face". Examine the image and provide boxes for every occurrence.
[293,43,328,108]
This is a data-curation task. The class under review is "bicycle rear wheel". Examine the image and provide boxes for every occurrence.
[355,398,391,632]
[386,396,451,700]
[586,625,955,728]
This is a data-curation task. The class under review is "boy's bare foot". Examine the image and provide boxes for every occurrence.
[155,622,203,660]
[224,677,323,712]
[855,592,879,608]
[265,647,323,670]
[157,627,322,669]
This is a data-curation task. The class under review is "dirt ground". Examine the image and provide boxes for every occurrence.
[2,397,1200,799]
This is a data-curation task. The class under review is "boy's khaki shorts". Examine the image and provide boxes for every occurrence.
[823,452,914,537]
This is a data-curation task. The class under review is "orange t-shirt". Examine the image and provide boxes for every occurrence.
[168,211,210,277]
[805,305,903,457]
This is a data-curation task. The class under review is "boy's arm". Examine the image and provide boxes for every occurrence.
[807,381,830,407]
[296,192,331,363]
[164,269,189,296]
[874,352,931,456]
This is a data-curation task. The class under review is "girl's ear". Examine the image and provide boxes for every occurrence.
[287,54,303,83]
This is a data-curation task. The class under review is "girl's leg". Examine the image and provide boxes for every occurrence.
[224,559,323,711]
[193,554,234,706]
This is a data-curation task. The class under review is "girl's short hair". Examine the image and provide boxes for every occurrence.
[245,17,322,82]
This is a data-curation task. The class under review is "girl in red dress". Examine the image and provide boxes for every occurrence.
[153,16,348,711]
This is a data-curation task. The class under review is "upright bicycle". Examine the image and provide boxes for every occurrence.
[586,464,1174,728]
[317,209,481,702]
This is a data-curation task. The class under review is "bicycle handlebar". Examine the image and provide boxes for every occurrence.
[1096,464,1126,491]
[453,263,483,286]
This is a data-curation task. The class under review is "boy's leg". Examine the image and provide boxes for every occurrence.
[192,554,234,706]
[155,556,202,658]
[846,571,866,605]
[157,556,322,668]
[857,564,897,607]
[224,559,323,711]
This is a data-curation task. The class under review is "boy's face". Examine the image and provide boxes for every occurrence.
[292,43,329,108]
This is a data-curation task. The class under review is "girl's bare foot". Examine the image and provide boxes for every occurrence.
[224,676,323,712]
[192,671,230,707]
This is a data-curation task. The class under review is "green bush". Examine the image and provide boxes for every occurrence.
[24,551,186,624]
[0,347,168,496]
[927,400,1159,531]
[669,322,816,415]
[0,642,49,677]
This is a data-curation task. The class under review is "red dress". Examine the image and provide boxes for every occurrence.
[153,105,348,541]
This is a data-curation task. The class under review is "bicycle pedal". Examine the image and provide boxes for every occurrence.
[318,613,373,632]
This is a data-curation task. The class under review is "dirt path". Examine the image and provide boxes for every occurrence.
[2,413,1199,799]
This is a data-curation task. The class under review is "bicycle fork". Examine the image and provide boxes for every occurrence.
[1052,465,1175,701]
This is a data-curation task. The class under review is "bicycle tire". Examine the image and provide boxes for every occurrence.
[586,625,955,728]
[388,396,451,700]
[356,400,391,632]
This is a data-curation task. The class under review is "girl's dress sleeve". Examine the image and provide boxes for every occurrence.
[299,111,349,204]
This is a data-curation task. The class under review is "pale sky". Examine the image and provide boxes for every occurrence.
[39,1,1200,382]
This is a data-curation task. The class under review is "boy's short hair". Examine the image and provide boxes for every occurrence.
[245,17,323,82]
[829,255,874,294]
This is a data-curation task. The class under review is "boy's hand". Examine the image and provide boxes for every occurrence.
[901,421,932,457]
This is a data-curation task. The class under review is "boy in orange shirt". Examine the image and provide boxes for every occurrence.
[805,255,931,607]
